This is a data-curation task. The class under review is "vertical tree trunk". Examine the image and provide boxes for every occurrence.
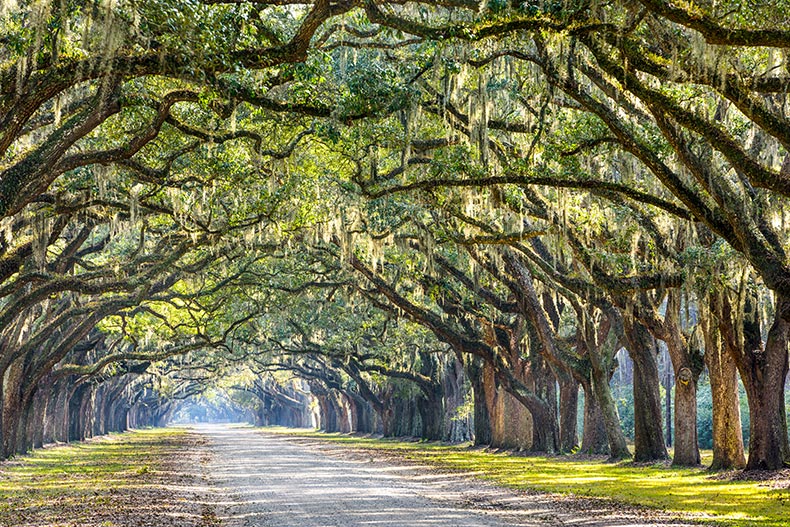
[720,291,790,470]
[624,319,669,461]
[80,386,95,441]
[744,296,790,470]
[672,368,701,466]
[442,357,472,442]
[418,389,445,441]
[32,380,50,449]
[94,386,107,437]
[657,292,702,467]
[558,375,579,452]
[0,372,4,458]
[527,401,555,453]
[346,396,360,432]
[334,392,352,433]
[659,344,672,448]
[663,361,673,448]
[43,378,65,444]
[55,380,71,442]
[489,364,536,450]
[589,355,631,460]
[355,398,375,433]
[527,354,557,452]
[418,352,445,441]
[579,378,609,455]
[467,356,492,445]
[17,393,35,455]
[579,316,630,460]
[320,396,336,432]
[379,404,395,437]
[2,360,25,458]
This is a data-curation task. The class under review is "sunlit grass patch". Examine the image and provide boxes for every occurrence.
[0,428,188,527]
[265,427,790,527]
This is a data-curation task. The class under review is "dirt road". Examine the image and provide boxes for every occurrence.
[198,424,700,527]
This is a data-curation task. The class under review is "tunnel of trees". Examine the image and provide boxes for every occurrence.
[2,0,790,471]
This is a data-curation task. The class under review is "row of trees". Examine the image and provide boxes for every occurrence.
[1,0,789,471]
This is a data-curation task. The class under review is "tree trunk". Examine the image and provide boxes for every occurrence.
[334,392,352,433]
[79,386,95,441]
[589,354,631,460]
[720,291,790,470]
[580,318,630,460]
[579,379,609,455]
[32,380,50,449]
[418,389,445,441]
[558,375,579,453]
[703,294,746,470]
[654,292,701,467]
[43,378,66,444]
[442,357,472,442]
[624,319,669,461]
[1,360,24,458]
[672,368,701,466]
[0,371,4,458]
[17,392,35,455]
[744,296,790,470]
[390,391,420,437]
[527,354,557,452]
[418,352,445,441]
[379,404,395,436]
[486,363,535,450]
[319,395,336,432]
[357,399,375,433]
[467,356,492,445]
[663,357,673,447]
[346,392,373,433]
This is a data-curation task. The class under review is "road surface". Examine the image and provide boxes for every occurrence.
[196,424,699,527]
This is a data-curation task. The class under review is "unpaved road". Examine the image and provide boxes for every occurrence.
[198,424,702,527]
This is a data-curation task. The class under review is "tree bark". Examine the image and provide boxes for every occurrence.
[579,378,609,455]
[442,357,472,442]
[672,366,701,466]
[741,295,790,470]
[624,318,669,461]
[715,290,790,470]
[486,363,536,450]
[663,355,673,447]
[32,379,51,449]
[1,360,25,458]
[559,375,579,452]
[645,292,701,466]
[589,352,631,460]
[417,352,445,440]
[418,388,445,440]
[467,356,492,445]
[579,316,631,460]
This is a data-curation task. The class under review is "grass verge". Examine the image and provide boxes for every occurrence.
[0,428,211,527]
[265,427,790,527]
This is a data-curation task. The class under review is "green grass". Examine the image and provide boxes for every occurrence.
[265,427,790,527]
[0,428,188,527]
